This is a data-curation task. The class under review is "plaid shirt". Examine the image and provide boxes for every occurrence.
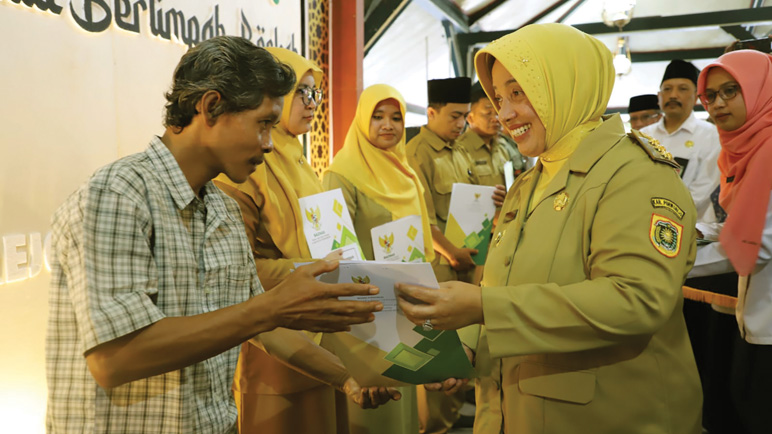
[46,137,262,433]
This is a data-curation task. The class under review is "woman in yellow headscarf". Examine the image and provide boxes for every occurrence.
[394,24,703,434]
[215,48,397,434]
[323,84,433,433]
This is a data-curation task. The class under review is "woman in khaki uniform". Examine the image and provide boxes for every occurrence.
[323,84,434,434]
[395,24,702,434]
[215,48,397,434]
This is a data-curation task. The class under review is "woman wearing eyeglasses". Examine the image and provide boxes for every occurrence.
[692,49,772,434]
[215,48,398,434]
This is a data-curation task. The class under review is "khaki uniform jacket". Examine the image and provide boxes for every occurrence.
[457,129,513,187]
[463,116,702,434]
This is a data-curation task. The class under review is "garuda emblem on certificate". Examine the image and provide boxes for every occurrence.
[305,206,322,230]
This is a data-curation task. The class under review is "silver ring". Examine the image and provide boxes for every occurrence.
[422,319,433,331]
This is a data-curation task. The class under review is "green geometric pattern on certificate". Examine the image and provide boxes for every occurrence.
[469,217,493,265]
[332,226,365,259]
[406,246,427,263]
[446,214,493,266]
[384,343,433,371]
[381,327,476,384]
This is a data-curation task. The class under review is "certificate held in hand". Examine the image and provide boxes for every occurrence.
[298,188,365,260]
[445,183,496,265]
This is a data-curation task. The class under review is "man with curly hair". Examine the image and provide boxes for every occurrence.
[46,36,384,434]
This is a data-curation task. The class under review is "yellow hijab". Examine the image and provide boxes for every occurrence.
[254,47,324,258]
[325,84,435,261]
[474,23,614,163]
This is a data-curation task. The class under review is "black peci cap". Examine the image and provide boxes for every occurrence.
[661,60,700,85]
[628,94,659,112]
[428,77,472,104]
[470,81,488,104]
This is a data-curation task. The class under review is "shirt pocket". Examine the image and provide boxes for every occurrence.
[517,361,596,404]
[432,157,458,195]
[475,163,494,178]
[204,264,254,310]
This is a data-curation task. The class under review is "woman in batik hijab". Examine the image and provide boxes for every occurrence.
[694,49,772,434]
[395,23,702,434]
[323,84,435,434]
[215,48,397,434]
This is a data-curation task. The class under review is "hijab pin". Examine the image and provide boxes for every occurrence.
[521,58,530,65]
[553,192,569,211]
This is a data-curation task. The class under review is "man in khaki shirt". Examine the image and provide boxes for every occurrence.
[458,82,526,187]
[406,77,479,283]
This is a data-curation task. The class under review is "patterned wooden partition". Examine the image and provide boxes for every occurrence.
[307,0,330,178]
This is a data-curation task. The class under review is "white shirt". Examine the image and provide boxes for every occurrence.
[641,112,721,221]
[689,191,772,345]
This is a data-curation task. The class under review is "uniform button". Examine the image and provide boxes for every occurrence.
[467,168,473,176]
[504,257,511,267]
[494,229,506,246]
[298,158,305,165]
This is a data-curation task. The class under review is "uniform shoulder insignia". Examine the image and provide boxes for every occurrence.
[628,130,680,169]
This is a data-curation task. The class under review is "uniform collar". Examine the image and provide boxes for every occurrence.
[421,126,454,151]
[568,114,627,174]
[653,111,698,136]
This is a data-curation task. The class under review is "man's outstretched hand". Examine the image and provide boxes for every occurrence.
[266,260,383,333]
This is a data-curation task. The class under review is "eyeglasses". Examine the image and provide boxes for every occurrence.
[699,84,741,106]
[629,113,660,123]
[297,86,323,106]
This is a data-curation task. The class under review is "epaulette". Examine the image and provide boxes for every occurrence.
[628,130,681,169]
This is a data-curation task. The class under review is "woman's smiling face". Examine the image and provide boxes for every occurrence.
[491,60,547,157]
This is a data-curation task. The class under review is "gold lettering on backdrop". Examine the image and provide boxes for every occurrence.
[3,0,300,50]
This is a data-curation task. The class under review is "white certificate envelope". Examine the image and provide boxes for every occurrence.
[318,261,475,386]
[370,215,426,262]
[298,188,364,260]
[445,183,496,265]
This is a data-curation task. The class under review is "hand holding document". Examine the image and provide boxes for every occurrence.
[445,183,496,265]
[370,215,426,262]
[317,261,475,386]
[298,188,365,260]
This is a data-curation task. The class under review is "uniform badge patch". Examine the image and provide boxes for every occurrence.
[650,197,685,220]
[650,214,683,258]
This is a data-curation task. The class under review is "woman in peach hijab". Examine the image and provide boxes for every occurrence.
[694,49,772,434]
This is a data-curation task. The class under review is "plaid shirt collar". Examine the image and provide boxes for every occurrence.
[147,136,233,225]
